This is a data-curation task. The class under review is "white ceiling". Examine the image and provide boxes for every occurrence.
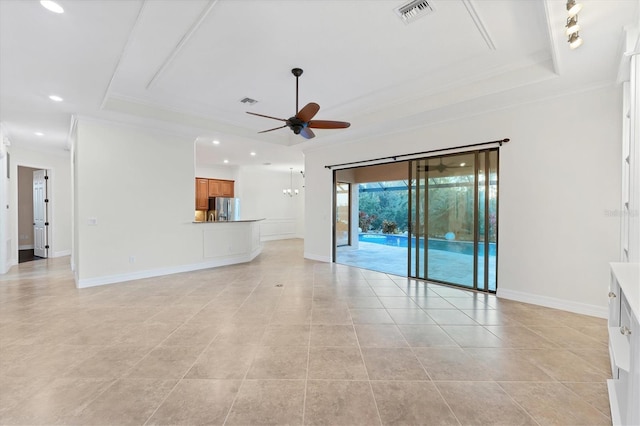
[1,0,638,172]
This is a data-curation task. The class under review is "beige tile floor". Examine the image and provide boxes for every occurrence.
[0,239,612,425]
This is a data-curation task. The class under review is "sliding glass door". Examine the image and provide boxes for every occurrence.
[409,149,498,292]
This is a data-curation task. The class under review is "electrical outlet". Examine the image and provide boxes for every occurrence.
[129,256,135,264]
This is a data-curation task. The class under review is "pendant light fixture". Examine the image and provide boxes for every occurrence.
[283,168,299,197]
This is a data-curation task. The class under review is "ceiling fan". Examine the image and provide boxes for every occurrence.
[421,158,468,173]
[246,68,350,140]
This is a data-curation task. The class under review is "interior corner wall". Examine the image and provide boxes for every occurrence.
[74,119,203,284]
[7,145,72,262]
[236,167,305,240]
[303,85,622,316]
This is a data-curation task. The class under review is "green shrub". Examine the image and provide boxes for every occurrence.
[359,211,377,231]
[382,220,398,234]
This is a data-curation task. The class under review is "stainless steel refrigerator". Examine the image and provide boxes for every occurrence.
[209,197,240,221]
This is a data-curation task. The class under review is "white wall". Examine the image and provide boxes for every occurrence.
[236,167,305,240]
[195,164,239,181]
[7,145,72,263]
[0,126,10,273]
[303,85,622,316]
[75,119,200,282]
[73,118,263,287]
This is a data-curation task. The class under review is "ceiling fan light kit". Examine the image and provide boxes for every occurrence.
[246,68,350,140]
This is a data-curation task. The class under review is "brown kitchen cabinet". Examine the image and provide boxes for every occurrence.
[220,180,234,197]
[195,178,209,210]
[208,180,221,197]
[208,179,234,197]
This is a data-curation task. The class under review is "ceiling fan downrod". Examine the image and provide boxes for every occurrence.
[292,68,303,114]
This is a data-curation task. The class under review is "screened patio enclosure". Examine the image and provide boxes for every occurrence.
[334,149,498,293]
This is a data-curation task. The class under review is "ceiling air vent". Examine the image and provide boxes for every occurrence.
[240,97,258,105]
[394,0,434,24]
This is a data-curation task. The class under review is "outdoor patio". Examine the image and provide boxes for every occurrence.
[336,241,496,291]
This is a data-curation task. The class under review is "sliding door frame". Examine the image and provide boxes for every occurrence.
[408,148,499,293]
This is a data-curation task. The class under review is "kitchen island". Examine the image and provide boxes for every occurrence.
[192,219,264,266]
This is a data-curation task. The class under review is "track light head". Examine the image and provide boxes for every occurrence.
[565,16,580,36]
[566,0,582,18]
[568,32,583,49]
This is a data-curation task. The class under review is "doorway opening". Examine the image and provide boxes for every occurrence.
[333,148,499,293]
[334,161,410,276]
[17,166,49,263]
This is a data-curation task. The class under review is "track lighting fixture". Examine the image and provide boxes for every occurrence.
[565,16,580,36]
[565,0,583,49]
[568,32,583,49]
[566,0,582,18]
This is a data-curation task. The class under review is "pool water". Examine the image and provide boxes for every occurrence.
[359,233,496,256]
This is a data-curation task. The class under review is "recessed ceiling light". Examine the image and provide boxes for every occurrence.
[34,132,44,136]
[49,95,63,102]
[40,0,64,14]
[250,152,256,156]
[223,159,229,164]
[212,140,220,145]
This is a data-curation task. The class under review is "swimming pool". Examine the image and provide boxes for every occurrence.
[358,233,496,256]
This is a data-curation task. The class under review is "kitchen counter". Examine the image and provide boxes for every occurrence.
[191,219,263,267]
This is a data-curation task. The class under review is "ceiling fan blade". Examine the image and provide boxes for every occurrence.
[246,111,287,122]
[296,102,320,122]
[258,125,288,134]
[299,127,315,139]
[308,120,351,129]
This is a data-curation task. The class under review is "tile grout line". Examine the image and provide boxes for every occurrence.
[399,278,464,425]
[300,267,316,425]
[352,272,387,426]
[220,273,288,426]
[558,380,615,420]
[493,381,544,426]
[142,277,262,426]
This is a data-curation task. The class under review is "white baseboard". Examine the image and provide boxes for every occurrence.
[1,258,18,274]
[261,234,296,242]
[76,246,262,289]
[261,235,304,242]
[304,252,331,263]
[497,288,607,318]
[19,244,34,250]
[52,250,71,258]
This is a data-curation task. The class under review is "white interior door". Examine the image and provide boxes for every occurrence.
[33,169,47,258]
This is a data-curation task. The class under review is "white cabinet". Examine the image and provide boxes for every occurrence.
[608,262,640,426]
